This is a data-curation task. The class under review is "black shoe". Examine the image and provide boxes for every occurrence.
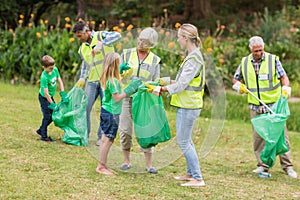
[41,137,56,142]
[36,129,42,136]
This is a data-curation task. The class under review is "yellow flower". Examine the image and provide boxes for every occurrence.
[12,33,16,38]
[126,24,134,31]
[30,13,34,19]
[175,22,181,28]
[219,58,225,64]
[18,20,23,24]
[65,17,71,22]
[91,21,96,25]
[159,29,164,35]
[207,48,213,53]
[102,20,105,25]
[28,23,32,27]
[167,41,176,49]
[69,38,75,43]
[40,19,44,25]
[116,43,122,51]
[43,31,47,36]
[165,31,170,37]
[65,23,72,29]
[220,25,226,30]
[120,22,125,27]
[36,32,42,38]
[126,32,133,37]
[9,28,14,33]
[163,8,168,13]
[44,20,48,24]
[19,14,24,19]
[113,26,119,31]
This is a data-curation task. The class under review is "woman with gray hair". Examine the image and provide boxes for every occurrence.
[119,27,160,174]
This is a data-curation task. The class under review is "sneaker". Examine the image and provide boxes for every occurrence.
[96,139,101,146]
[41,137,56,142]
[146,167,158,174]
[181,180,205,187]
[120,164,131,170]
[252,166,265,174]
[286,167,297,178]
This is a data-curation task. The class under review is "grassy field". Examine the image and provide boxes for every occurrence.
[0,82,299,200]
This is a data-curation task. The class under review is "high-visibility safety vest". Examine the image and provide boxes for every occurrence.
[79,31,115,82]
[170,50,205,109]
[121,48,160,88]
[241,52,281,105]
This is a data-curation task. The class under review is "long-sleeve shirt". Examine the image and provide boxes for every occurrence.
[166,48,202,95]
[79,30,121,79]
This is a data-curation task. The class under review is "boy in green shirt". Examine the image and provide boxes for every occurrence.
[36,55,68,142]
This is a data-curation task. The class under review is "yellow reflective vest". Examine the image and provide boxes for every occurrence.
[241,52,281,105]
[121,48,160,88]
[79,31,115,82]
[170,50,205,109]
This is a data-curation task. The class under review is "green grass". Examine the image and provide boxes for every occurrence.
[0,82,299,200]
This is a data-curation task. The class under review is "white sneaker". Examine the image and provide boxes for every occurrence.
[286,167,298,178]
[252,166,265,174]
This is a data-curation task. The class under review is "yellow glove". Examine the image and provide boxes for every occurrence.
[75,79,85,88]
[240,83,248,94]
[154,77,170,86]
[282,86,291,98]
[121,68,133,80]
[144,83,156,92]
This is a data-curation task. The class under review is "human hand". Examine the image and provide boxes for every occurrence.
[120,62,131,74]
[145,83,162,96]
[124,79,143,97]
[154,77,170,86]
[60,91,69,103]
[48,102,59,111]
[282,86,291,98]
[121,68,133,79]
[232,81,248,94]
[75,79,85,88]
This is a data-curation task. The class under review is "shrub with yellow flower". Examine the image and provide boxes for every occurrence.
[69,38,75,43]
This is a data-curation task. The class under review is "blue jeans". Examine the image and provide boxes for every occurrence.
[176,108,203,180]
[100,108,120,139]
[38,94,54,138]
[86,81,103,140]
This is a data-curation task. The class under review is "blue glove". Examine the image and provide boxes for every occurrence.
[48,102,59,111]
[120,62,131,74]
[60,91,69,103]
[124,79,142,97]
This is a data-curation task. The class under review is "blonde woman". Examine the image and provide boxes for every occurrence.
[150,24,206,186]
[96,52,141,175]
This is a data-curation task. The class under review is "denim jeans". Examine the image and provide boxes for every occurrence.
[100,108,120,139]
[176,108,203,180]
[38,94,54,138]
[86,81,103,140]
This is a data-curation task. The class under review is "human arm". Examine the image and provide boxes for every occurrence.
[276,59,291,97]
[232,65,248,94]
[101,31,121,46]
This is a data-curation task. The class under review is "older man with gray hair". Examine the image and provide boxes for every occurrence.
[232,36,297,178]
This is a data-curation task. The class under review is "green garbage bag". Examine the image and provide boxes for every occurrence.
[52,86,88,146]
[251,96,290,167]
[132,83,171,148]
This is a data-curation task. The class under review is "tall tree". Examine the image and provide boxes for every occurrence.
[184,0,211,20]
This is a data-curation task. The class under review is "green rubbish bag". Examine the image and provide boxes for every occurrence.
[52,86,88,146]
[251,96,290,167]
[132,84,171,148]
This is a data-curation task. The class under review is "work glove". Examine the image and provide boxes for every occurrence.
[232,81,248,94]
[121,68,134,80]
[75,78,85,88]
[48,102,59,111]
[120,62,131,74]
[124,79,143,97]
[155,77,171,86]
[59,91,69,103]
[145,83,162,96]
[282,86,291,98]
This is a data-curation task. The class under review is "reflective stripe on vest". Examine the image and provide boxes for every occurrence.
[170,50,205,109]
[121,48,160,88]
[241,52,281,105]
[79,31,115,82]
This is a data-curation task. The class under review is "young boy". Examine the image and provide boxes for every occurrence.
[36,55,68,142]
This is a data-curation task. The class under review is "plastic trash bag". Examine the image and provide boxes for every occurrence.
[132,83,171,148]
[52,86,88,146]
[251,96,290,167]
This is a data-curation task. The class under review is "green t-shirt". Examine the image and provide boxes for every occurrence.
[102,78,123,114]
[39,66,60,97]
